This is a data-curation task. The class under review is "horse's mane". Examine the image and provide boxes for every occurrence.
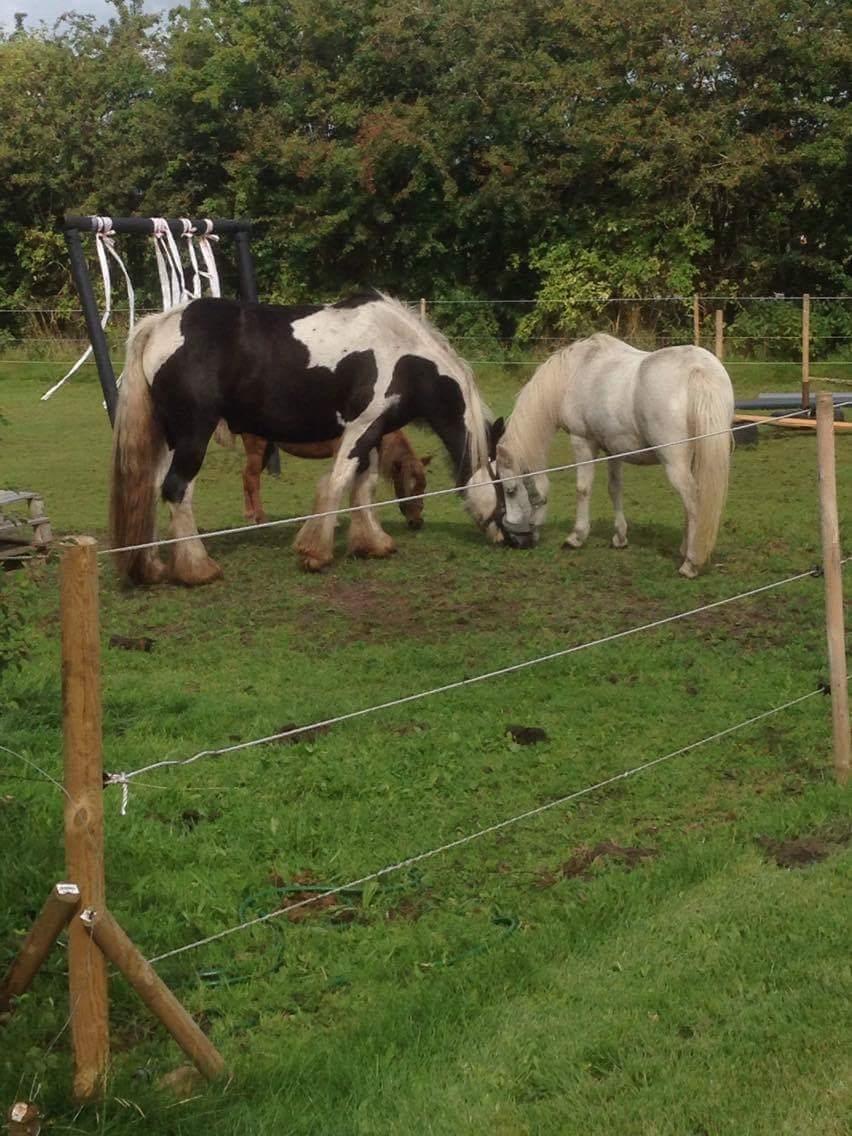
[374,293,493,477]
[501,349,567,471]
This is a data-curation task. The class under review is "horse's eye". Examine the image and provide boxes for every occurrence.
[505,484,517,496]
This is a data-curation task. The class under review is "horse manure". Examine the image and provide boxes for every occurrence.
[109,634,155,652]
[273,722,332,745]
[506,724,549,746]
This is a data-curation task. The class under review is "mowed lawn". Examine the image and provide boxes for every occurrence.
[1,361,850,1136]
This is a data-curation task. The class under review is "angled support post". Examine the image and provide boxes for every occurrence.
[81,908,226,1082]
[0,884,80,1013]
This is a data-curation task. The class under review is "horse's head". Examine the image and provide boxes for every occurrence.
[464,416,509,544]
[494,440,548,550]
[391,453,432,530]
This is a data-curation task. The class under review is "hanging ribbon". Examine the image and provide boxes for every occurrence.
[41,216,135,401]
[196,219,222,298]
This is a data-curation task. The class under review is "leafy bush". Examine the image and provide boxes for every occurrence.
[726,300,852,361]
[0,572,35,679]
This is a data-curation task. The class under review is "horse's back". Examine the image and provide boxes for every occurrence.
[562,336,732,455]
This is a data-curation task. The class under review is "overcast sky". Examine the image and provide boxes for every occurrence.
[1,0,169,31]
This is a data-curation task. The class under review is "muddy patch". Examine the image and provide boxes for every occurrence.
[757,824,851,869]
[536,840,657,887]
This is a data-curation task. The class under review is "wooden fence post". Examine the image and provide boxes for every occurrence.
[801,293,811,412]
[61,537,109,1100]
[714,309,724,360]
[693,294,700,346]
[816,394,850,785]
[420,297,427,322]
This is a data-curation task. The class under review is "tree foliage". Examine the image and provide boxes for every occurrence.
[0,0,848,326]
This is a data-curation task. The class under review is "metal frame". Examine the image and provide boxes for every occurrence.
[62,214,258,425]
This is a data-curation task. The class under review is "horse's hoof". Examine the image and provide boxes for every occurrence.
[348,536,397,559]
[611,534,628,549]
[170,555,223,586]
[678,559,699,579]
[562,534,585,549]
[254,510,268,525]
[299,553,333,573]
[130,555,168,585]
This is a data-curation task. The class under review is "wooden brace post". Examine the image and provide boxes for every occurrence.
[80,909,226,1082]
[0,884,80,1013]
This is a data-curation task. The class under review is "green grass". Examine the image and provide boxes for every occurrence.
[1,362,851,1135]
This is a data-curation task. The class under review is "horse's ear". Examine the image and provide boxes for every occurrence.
[420,454,433,467]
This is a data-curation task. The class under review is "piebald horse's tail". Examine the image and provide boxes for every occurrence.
[109,314,170,584]
[687,366,734,568]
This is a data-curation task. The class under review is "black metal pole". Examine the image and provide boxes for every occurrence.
[234,230,258,303]
[64,229,118,425]
[64,215,252,237]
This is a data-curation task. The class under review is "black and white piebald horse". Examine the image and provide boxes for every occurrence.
[110,292,504,585]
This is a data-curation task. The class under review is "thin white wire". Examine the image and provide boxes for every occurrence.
[102,400,852,559]
[9,359,852,369]
[145,686,824,964]
[105,566,817,799]
[0,743,69,800]
[2,296,850,314]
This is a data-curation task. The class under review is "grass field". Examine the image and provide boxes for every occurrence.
[1,359,851,1135]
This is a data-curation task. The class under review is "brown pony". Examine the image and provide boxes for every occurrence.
[240,432,432,530]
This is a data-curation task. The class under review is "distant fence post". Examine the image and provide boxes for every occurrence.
[816,394,850,785]
[420,297,427,322]
[693,294,700,346]
[61,537,109,1100]
[714,310,724,360]
[801,293,811,412]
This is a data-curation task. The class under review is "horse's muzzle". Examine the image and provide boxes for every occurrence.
[406,516,424,531]
[503,528,536,550]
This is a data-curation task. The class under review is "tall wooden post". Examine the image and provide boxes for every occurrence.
[693,294,700,346]
[816,394,850,785]
[714,309,724,360]
[61,538,109,1099]
[801,293,811,412]
[420,297,427,322]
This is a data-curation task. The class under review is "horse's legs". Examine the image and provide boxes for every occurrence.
[294,446,359,571]
[241,435,267,523]
[347,449,397,559]
[563,436,598,549]
[162,437,222,586]
[134,447,172,583]
[608,459,628,548]
[661,452,699,578]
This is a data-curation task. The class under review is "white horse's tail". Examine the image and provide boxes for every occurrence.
[109,313,170,583]
[213,420,237,448]
[688,366,734,567]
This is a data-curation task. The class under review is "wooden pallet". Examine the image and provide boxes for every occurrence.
[0,491,53,563]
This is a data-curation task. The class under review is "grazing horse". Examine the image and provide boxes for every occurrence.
[110,292,502,585]
[495,334,734,577]
[238,430,432,529]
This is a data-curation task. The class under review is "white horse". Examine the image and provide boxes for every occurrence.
[495,333,735,577]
